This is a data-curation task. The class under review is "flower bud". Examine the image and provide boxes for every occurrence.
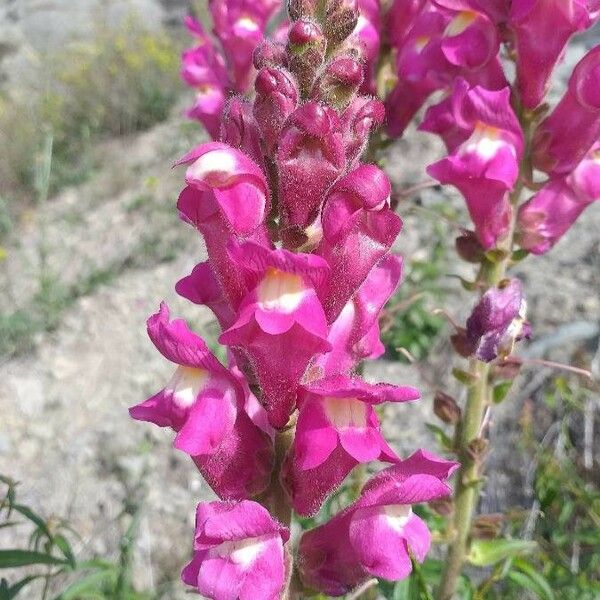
[324,0,360,45]
[434,391,461,425]
[254,67,299,153]
[287,20,327,96]
[313,55,364,108]
[288,0,319,21]
[220,97,264,168]
[465,279,532,362]
[472,513,504,539]
[342,96,385,165]
[455,230,484,263]
[466,437,489,462]
[253,40,288,70]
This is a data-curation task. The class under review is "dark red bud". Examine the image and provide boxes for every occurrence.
[456,230,484,263]
[450,327,473,358]
[434,391,461,425]
[472,513,504,539]
[466,437,489,462]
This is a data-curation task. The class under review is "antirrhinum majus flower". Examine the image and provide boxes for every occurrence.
[518,143,600,254]
[282,376,420,516]
[128,304,273,499]
[508,0,596,109]
[182,500,289,600]
[422,79,524,248]
[532,44,600,176]
[297,450,458,595]
[463,278,532,362]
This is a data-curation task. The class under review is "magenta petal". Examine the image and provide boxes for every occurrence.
[402,514,432,562]
[128,390,173,428]
[174,394,237,456]
[338,424,382,463]
[197,557,244,600]
[348,506,413,580]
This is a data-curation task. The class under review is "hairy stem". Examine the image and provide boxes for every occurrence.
[437,176,527,600]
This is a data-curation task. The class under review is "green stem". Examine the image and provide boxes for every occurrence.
[437,170,528,600]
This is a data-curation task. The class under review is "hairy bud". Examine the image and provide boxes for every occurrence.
[324,0,360,45]
[434,391,461,425]
[287,20,327,96]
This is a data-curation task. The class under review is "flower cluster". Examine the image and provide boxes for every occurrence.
[131,2,457,598]
[385,0,599,361]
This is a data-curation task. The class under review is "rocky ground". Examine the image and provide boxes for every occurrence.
[0,10,598,598]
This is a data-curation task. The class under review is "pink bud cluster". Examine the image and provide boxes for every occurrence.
[131,2,458,599]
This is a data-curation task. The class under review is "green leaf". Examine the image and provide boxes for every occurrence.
[53,535,76,569]
[51,568,118,600]
[12,505,52,540]
[493,381,513,404]
[0,550,67,569]
[467,539,537,567]
[507,563,555,600]
[452,368,478,386]
[511,249,529,262]
[3,575,45,599]
[425,423,454,451]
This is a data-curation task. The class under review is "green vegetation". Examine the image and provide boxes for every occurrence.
[0,16,180,207]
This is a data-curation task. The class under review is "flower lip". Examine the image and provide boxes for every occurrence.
[324,396,369,428]
[186,149,239,188]
[257,267,307,313]
[445,10,477,36]
[165,366,209,409]
[384,504,413,531]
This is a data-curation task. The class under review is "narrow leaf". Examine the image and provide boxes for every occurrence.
[467,539,537,567]
[0,550,67,569]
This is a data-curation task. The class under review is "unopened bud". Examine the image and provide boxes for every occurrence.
[324,0,359,45]
[288,0,319,21]
[450,327,473,358]
[430,498,453,517]
[287,20,327,96]
[313,56,363,108]
[456,230,484,263]
[434,391,461,425]
[466,437,488,462]
[253,41,288,70]
[472,513,504,539]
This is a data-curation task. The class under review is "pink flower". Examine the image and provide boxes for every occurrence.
[176,143,272,309]
[518,143,600,254]
[209,0,282,93]
[219,242,332,428]
[317,164,402,321]
[176,261,237,330]
[129,304,272,499]
[385,3,506,137]
[387,0,426,48]
[182,500,289,600]
[508,0,594,108]
[434,1,500,71]
[464,278,532,362]
[298,450,458,595]
[316,254,403,376]
[423,79,524,248]
[277,102,346,236]
[349,0,382,94]
[180,20,230,138]
[532,44,600,176]
[282,376,420,515]
[177,142,270,236]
